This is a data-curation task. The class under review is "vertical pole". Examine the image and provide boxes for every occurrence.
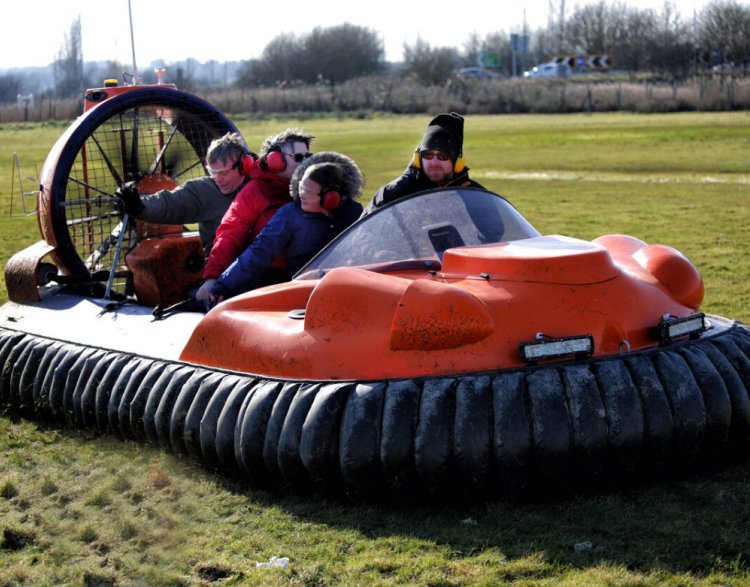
[128,0,140,84]
[105,214,129,300]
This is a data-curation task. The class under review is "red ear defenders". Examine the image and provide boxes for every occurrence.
[412,146,465,173]
[261,145,287,174]
[227,147,286,176]
[319,185,342,211]
[233,151,258,176]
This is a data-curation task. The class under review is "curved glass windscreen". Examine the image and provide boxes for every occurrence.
[296,188,541,279]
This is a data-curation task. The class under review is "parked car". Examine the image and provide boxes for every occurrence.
[456,66,504,80]
[523,62,572,79]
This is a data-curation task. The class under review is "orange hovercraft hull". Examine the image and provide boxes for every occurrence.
[181,234,705,381]
[2,84,750,502]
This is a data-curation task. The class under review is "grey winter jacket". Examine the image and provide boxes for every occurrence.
[138,176,248,254]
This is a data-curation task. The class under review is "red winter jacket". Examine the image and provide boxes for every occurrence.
[202,167,292,279]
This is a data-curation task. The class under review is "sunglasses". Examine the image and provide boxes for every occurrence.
[420,151,451,161]
[285,152,313,163]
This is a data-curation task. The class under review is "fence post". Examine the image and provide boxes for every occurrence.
[560,84,566,112]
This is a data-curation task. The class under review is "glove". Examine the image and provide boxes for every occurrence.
[195,279,217,301]
[115,185,145,216]
[209,280,231,305]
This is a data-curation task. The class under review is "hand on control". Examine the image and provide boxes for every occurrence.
[195,279,217,301]
[114,185,144,216]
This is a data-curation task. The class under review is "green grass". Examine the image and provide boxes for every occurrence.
[1,111,749,585]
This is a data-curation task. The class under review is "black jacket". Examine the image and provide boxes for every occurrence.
[362,164,485,216]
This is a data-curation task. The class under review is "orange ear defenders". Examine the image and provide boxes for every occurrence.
[412,146,466,173]
[320,185,342,211]
[261,145,287,174]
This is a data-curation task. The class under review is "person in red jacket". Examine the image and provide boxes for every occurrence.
[196,129,315,300]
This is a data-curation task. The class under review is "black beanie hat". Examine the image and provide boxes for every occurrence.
[419,112,464,161]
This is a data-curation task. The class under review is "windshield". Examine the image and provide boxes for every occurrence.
[296,188,541,279]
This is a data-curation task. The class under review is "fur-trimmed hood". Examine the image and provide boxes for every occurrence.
[290,151,364,201]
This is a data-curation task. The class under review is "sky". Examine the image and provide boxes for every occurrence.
[1,0,713,70]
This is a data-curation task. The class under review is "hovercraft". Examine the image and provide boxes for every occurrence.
[2,83,749,501]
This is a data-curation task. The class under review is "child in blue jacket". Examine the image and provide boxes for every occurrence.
[210,152,363,301]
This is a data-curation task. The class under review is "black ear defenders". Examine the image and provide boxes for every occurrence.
[319,185,342,211]
[412,146,466,173]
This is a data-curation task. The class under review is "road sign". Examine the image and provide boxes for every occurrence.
[478,52,501,68]
[510,34,529,54]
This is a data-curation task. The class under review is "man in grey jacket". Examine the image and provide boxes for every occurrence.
[115,132,251,255]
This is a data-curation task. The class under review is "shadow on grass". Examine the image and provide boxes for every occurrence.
[20,418,750,577]
[209,451,750,575]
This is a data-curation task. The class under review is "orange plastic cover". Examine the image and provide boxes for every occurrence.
[180,235,704,381]
[126,233,204,306]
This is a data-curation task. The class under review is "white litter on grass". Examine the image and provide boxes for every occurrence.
[574,541,593,551]
[460,517,478,526]
[256,556,290,570]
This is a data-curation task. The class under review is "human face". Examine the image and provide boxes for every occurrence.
[207,157,245,194]
[420,150,454,185]
[279,141,312,178]
[298,173,327,214]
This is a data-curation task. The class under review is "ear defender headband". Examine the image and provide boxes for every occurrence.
[412,146,465,173]
[319,185,342,212]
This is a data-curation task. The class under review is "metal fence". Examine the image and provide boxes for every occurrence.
[1,75,748,123]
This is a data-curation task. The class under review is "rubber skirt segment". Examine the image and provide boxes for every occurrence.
[380,379,422,494]
[1,323,750,501]
[236,380,282,484]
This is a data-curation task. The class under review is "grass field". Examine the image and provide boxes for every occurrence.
[0,111,749,585]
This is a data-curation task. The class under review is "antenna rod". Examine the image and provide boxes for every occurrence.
[127,0,140,83]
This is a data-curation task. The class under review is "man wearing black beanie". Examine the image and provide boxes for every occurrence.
[362,112,485,215]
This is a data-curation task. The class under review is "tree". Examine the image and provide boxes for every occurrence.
[303,23,384,83]
[237,25,384,87]
[235,59,263,88]
[647,3,695,78]
[172,58,198,92]
[565,1,628,55]
[254,33,306,85]
[402,38,462,85]
[611,7,657,74]
[547,0,571,54]
[0,73,24,104]
[53,16,84,98]
[529,26,560,66]
[85,60,128,88]
[699,0,750,66]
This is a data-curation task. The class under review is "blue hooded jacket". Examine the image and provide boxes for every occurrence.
[213,198,362,297]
